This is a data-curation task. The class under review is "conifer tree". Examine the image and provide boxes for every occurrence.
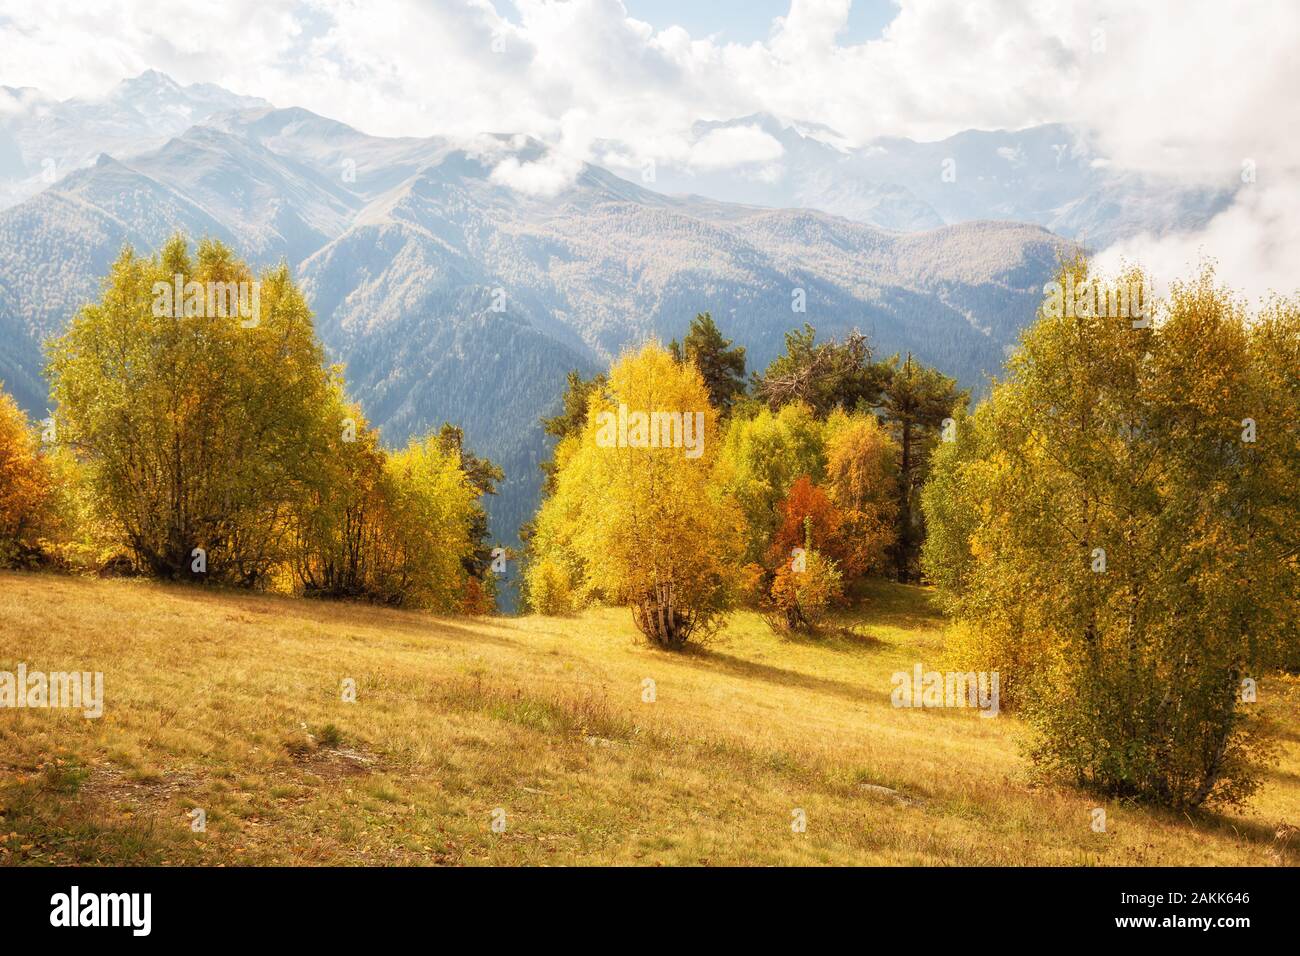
[669,312,747,413]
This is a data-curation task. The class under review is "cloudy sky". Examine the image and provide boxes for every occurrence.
[1,0,1296,296]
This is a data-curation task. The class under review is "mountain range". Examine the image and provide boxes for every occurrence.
[611,113,1235,247]
[0,72,1229,553]
[0,70,269,208]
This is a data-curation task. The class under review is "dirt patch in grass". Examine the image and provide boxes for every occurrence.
[295,746,380,780]
[0,762,175,865]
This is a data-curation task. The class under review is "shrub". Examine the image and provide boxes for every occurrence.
[764,547,843,632]
[525,556,578,616]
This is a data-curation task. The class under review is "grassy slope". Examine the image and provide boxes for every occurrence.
[1,570,1297,866]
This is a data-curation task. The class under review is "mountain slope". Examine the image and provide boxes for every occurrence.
[296,142,1069,541]
[5,571,1297,865]
[0,154,237,410]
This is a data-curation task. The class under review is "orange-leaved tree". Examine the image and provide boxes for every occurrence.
[0,386,57,567]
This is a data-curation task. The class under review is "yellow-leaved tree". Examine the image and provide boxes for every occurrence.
[527,342,740,647]
[289,383,392,600]
[713,401,826,566]
[379,434,479,610]
[47,236,334,584]
[823,409,900,579]
[923,258,1299,808]
[283,379,481,611]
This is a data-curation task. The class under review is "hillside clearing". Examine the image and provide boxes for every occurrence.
[1,571,1296,866]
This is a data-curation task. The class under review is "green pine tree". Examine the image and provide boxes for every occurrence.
[669,312,747,413]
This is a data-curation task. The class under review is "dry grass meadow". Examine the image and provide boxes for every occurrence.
[1,570,1297,866]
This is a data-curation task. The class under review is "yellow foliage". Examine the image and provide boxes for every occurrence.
[824,411,900,577]
[529,342,740,646]
[923,257,1298,808]
[0,388,56,567]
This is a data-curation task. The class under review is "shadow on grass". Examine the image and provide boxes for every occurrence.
[674,644,883,705]
[1050,771,1300,866]
[1158,805,1299,865]
[777,623,890,655]
[48,572,530,653]
[844,580,947,632]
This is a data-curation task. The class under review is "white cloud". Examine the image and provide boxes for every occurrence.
[2,0,1293,177]
[489,147,585,197]
[0,0,1295,295]
[687,126,784,172]
[1094,181,1300,304]
[0,87,45,117]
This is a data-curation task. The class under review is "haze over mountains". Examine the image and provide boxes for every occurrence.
[0,70,270,208]
[0,72,1230,546]
[627,114,1234,247]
